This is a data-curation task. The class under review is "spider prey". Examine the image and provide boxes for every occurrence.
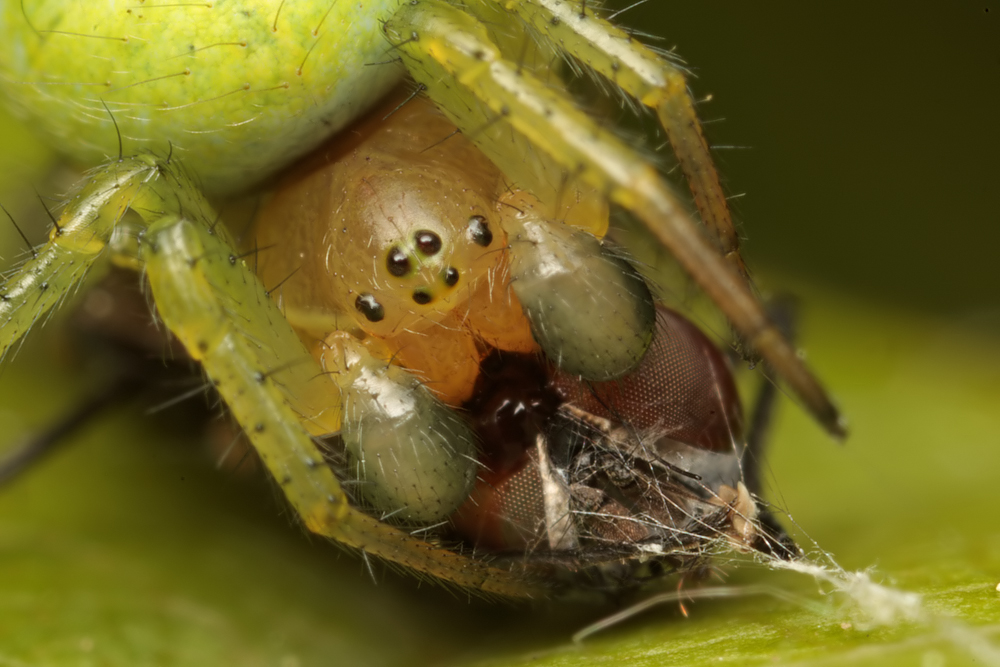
[0,2,838,596]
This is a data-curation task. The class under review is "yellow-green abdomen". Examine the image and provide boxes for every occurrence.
[0,0,404,193]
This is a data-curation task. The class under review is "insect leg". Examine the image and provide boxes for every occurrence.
[0,370,140,486]
[741,295,801,560]
[743,296,801,496]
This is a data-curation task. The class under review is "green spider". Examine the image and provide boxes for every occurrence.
[0,1,843,598]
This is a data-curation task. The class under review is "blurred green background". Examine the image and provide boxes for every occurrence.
[1,1,998,666]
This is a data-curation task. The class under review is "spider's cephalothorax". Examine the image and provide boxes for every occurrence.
[1,1,830,596]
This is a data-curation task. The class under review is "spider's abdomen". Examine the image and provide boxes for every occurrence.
[0,0,403,193]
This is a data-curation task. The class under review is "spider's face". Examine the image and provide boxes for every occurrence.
[256,97,511,344]
[1,1,835,597]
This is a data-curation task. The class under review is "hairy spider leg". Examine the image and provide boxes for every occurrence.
[382,0,846,439]
[0,155,544,597]
[488,0,749,286]
[478,0,756,360]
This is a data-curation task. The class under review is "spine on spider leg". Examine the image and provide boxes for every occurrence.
[0,153,243,363]
[0,242,92,361]
[0,158,156,361]
[141,216,543,597]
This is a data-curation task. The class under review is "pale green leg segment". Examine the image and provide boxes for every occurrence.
[482,0,751,284]
[1,156,192,361]
[141,216,537,596]
[0,155,541,597]
[384,0,844,438]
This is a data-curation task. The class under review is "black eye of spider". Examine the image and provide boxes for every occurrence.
[412,290,433,305]
[414,230,442,256]
[467,215,492,247]
[354,293,385,322]
[443,267,459,286]
[386,246,411,277]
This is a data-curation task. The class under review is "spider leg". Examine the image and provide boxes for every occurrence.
[383,1,846,439]
[482,0,749,288]
[1,157,158,361]
[0,155,544,597]
[142,215,541,596]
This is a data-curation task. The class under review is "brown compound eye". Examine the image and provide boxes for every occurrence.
[386,246,411,277]
[551,306,743,451]
[355,293,385,322]
[414,230,442,256]
[467,215,492,247]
